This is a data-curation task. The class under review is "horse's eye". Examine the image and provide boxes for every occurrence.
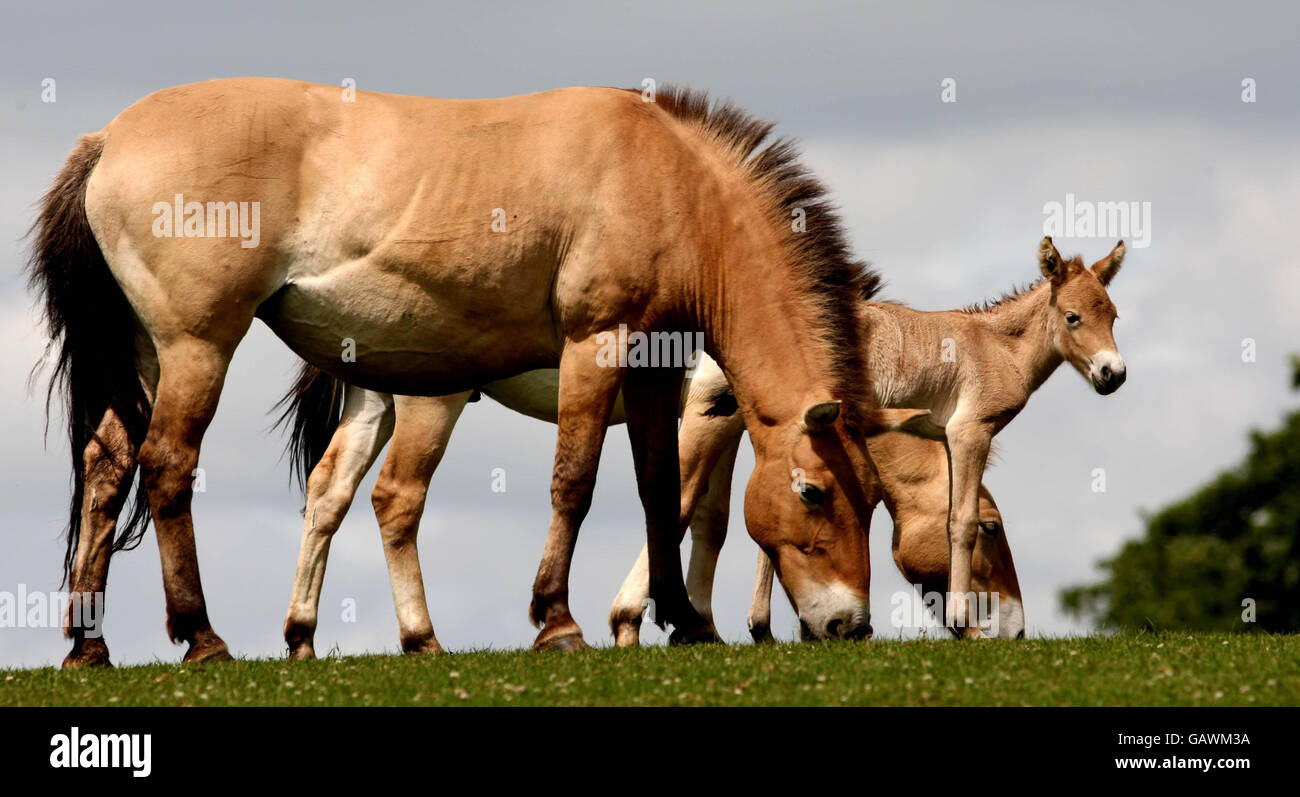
[978,520,1001,538]
[1064,312,1080,325]
[799,484,826,508]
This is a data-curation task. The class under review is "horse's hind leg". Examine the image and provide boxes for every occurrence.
[138,338,240,663]
[529,335,624,651]
[683,435,741,629]
[370,392,470,655]
[284,387,395,659]
[62,406,140,669]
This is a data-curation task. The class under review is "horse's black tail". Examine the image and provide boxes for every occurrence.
[26,132,153,587]
[272,360,345,496]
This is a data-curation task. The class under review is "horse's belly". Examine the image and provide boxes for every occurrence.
[258,270,559,396]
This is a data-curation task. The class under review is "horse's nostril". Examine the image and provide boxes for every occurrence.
[1100,365,1111,379]
[825,618,843,638]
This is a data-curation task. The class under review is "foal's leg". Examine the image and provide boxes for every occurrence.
[62,406,140,669]
[284,387,395,659]
[608,411,742,646]
[529,336,624,650]
[746,552,777,644]
[943,421,994,639]
[138,339,240,662]
[371,393,470,654]
[622,367,714,644]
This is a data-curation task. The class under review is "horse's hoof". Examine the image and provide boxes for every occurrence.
[402,636,445,656]
[534,631,589,652]
[183,639,234,664]
[669,626,722,646]
[287,643,316,661]
[62,638,113,669]
[748,625,775,645]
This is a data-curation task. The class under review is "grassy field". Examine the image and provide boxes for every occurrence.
[2,632,1295,707]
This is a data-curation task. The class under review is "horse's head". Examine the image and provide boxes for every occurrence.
[1038,237,1127,395]
[971,487,1025,639]
[744,401,938,641]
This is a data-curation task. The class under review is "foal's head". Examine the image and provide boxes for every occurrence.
[1038,237,1127,394]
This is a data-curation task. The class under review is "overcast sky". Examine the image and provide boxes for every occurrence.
[2,2,1297,668]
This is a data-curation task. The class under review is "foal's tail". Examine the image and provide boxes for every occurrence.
[272,361,345,495]
[26,132,152,586]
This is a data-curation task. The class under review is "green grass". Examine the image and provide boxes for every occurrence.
[3,633,1296,707]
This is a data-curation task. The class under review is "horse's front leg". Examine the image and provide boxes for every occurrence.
[943,421,994,639]
[608,408,742,646]
[529,336,624,650]
[284,387,395,659]
[371,392,470,654]
[623,366,716,645]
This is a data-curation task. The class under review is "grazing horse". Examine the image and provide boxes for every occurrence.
[275,356,935,657]
[30,79,925,667]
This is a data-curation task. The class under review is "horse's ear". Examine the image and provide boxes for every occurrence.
[1038,237,1067,284]
[861,408,947,440]
[1091,240,1126,286]
[801,400,841,433]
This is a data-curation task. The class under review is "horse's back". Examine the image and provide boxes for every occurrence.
[84,79,702,395]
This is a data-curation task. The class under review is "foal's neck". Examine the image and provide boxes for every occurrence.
[971,283,1064,394]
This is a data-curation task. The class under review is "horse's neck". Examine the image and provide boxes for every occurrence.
[971,285,1064,395]
[701,255,847,427]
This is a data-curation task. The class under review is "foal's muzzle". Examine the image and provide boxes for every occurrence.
[1089,352,1127,395]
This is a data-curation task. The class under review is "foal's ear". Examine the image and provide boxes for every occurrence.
[1090,240,1126,286]
[801,400,841,433]
[1038,237,1067,284]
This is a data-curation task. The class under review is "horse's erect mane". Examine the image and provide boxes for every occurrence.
[638,84,884,416]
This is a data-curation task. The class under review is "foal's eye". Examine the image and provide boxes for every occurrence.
[978,520,1002,538]
[799,484,826,508]
[1064,312,1080,325]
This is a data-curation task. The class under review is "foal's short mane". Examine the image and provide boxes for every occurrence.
[958,255,1085,314]
[640,85,884,418]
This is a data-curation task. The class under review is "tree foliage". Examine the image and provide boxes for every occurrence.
[1061,362,1300,631]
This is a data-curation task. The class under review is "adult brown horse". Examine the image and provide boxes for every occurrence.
[29,79,928,666]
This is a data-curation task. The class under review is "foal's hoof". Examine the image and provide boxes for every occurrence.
[62,638,112,670]
[534,631,589,652]
[612,621,641,648]
[748,625,776,645]
[183,639,235,664]
[668,626,722,646]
